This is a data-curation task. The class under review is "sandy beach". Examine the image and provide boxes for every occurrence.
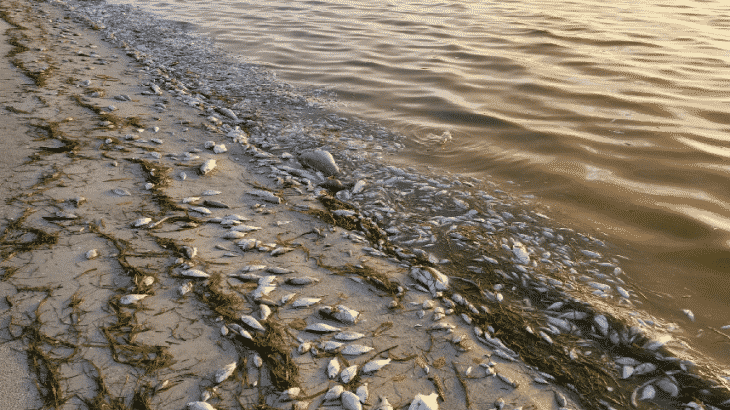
[0,1,728,409]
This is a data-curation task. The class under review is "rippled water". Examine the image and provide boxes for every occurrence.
[112,0,730,363]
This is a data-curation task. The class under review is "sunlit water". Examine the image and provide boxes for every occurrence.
[111,0,730,366]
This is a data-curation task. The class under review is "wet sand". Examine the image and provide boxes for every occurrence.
[0,1,586,409]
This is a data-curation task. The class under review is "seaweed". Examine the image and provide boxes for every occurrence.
[0,209,58,262]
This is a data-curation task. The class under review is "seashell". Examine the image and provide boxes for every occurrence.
[342,345,374,356]
[200,159,217,175]
[214,362,236,383]
[328,358,341,379]
[253,353,263,368]
[340,365,358,383]
[248,189,281,204]
[240,314,266,332]
[361,358,391,374]
[187,402,215,410]
[356,383,369,403]
[237,239,260,250]
[341,391,362,410]
[334,331,365,341]
[408,393,439,410]
[231,225,262,232]
[325,385,344,400]
[305,323,340,333]
[86,249,99,260]
[181,269,209,278]
[132,217,152,227]
[113,188,131,196]
[259,304,272,320]
[299,149,339,176]
[292,297,321,308]
[374,397,394,410]
[120,294,147,305]
[189,206,211,215]
[321,340,344,353]
[202,190,222,196]
[286,276,320,286]
[639,385,656,400]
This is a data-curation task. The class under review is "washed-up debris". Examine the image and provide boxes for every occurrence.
[120,294,147,305]
[300,149,339,176]
[86,249,98,259]
[200,159,217,175]
[180,269,210,278]
[248,189,281,204]
[240,314,266,332]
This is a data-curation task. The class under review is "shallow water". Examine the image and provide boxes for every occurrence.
[109,0,730,368]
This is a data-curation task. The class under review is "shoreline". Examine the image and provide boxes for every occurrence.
[0,1,727,409]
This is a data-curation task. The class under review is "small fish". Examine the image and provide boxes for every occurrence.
[328,358,341,379]
[325,385,344,400]
[334,331,365,341]
[113,188,131,196]
[321,340,344,353]
[240,314,266,332]
[200,159,217,175]
[361,358,391,374]
[202,189,222,196]
[231,225,262,232]
[305,323,340,333]
[291,297,321,308]
[180,269,209,278]
[187,402,215,410]
[120,294,147,305]
[341,345,374,356]
[86,249,99,259]
[132,217,152,227]
[286,276,320,286]
[341,391,362,410]
[340,365,358,383]
[189,206,211,215]
[214,362,236,383]
[356,383,369,403]
[204,199,230,209]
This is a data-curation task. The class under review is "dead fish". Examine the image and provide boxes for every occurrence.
[328,358,341,379]
[189,206,211,215]
[86,249,99,260]
[271,247,295,256]
[334,331,365,341]
[132,217,152,227]
[341,391,362,410]
[214,362,236,383]
[181,269,210,278]
[248,189,281,204]
[340,365,358,383]
[200,159,217,175]
[300,149,339,176]
[240,314,266,332]
[231,225,262,232]
[322,340,344,353]
[495,397,505,410]
[267,267,293,274]
[259,304,272,320]
[222,231,248,239]
[297,342,311,354]
[139,276,154,286]
[279,293,296,305]
[182,246,197,259]
[286,277,320,286]
[341,345,373,356]
[120,294,147,305]
[204,199,230,209]
[178,282,193,296]
[361,359,391,374]
[325,385,344,400]
[320,305,359,324]
[356,383,369,403]
[187,402,215,410]
[202,189,221,196]
[374,397,394,410]
[554,391,567,407]
[497,373,517,388]
[182,196,201,204]
[113,188,131,196]
[305,323,340,333]
[237,238,260,250]
[292,297,321,308]
[639,385,656,400]
[682,309,695,321]
[408,393,439,410]
[253,353,263,368]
